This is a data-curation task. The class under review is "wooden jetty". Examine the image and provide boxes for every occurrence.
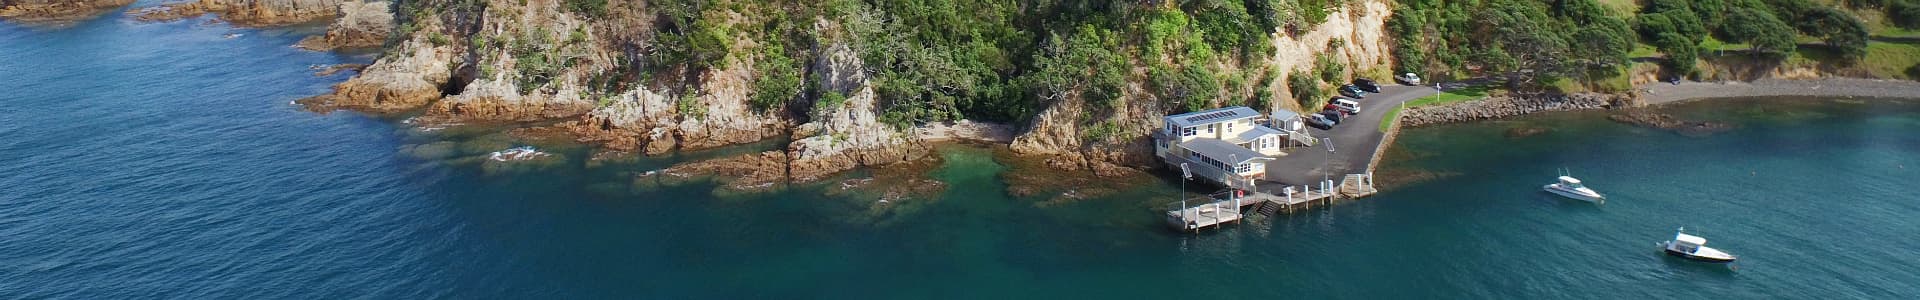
[1165,173,1379,232]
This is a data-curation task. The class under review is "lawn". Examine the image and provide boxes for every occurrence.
[1863,41,1920,79]
[1380,84,1495,131]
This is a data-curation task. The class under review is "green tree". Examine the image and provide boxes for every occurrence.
[1721,7,1798,59]
[1652,32,1699,75]
[1895,0,1920,29]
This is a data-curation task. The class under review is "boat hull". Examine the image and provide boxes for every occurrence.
[1543,185,1605,204]
[1664,247,1736,263]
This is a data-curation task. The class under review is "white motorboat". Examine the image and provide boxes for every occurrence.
[1543,175,1605,204]
[1662,228,1737,263]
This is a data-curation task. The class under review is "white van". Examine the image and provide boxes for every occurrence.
[1331,99,1361,114]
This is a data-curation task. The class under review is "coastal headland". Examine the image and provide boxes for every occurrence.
[10,0,1918,201]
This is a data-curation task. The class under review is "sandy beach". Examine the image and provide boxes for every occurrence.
[1642,78,1920,105]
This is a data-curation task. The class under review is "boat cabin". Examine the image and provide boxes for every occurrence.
[1672,233,1708,252]
[1557,176,1586,188]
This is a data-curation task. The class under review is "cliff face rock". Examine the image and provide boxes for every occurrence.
[784,43,927,183]
[423,0,599,122]
[1008,92,1157,177]
[1269,0,1394,112]
[297,21,458,113]
[1400,93,1624,127]
[293,0,391,50]
[131,0,343,26]
[0,0,135,22]
[645,42,926,192]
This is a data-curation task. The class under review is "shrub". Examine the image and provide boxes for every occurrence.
[1287,70,1323,109]
[750,43,801,112]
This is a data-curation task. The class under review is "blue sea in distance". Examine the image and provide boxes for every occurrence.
[5,14,1920,299]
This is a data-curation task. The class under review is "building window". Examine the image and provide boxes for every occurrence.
[1206,124,1215,134]
[1236,163,1252,173]
[1182,127,1196,137]
[1226,122,1234,133]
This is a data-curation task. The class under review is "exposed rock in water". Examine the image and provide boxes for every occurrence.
[292,0,390,51]
[310,63,367,77]
[1402,93,1624,127]
[129,0,341,26]
[999,146,1151,201]
[1504,126,1550,139]
[0,0,135,23]
[1607,112,1736,137]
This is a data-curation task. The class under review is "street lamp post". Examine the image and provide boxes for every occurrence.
[1322,138,1335,192]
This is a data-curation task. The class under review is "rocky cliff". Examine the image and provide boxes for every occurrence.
[0,0,134,22]
[130,0,342,25]
[293,0,391,50]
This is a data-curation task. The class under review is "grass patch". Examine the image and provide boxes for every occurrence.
[1863,41,1920,79]
[1595,0,1638,17]
[1628,43,1660,58]
[1379,84,1496,131]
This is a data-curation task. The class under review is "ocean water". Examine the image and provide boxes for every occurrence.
[6,16,1920,299]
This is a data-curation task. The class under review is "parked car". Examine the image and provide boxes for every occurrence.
[1329,98,1362,114]
[1338,84,1366,98]
[1306,113,1337,130]
[1394,72,1422,85]
[1353,78,1382,93]
[1319,109,1344,124]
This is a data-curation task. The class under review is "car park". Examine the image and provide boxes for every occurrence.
[1353,78,1381,93]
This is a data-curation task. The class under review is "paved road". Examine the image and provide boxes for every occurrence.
[1263,85,1437,186]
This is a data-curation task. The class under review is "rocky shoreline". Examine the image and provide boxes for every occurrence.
[0,0,134,23]
[1399,93,1625,127]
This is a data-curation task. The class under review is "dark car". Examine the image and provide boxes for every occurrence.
[1306,113,1336,130]
[1353,78,1382,93]
[1319,110,1344,124]
[1338,84,1366,99]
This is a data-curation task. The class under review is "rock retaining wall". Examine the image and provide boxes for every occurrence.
[1400,93,1626,127]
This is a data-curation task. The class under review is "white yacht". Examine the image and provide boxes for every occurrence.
[1662,228,1737,263]
[1543,175,1605,204]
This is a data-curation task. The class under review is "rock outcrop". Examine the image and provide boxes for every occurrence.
[130,0,341,26]
[783,43,927,183]
[644,42,928,192]
[296,20,458,113]
[1607,112,1736,137]
[293,0,391,50]
[1400,93,1624,127]
[0,0,134,23]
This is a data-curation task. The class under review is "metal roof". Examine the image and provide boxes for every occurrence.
[1165,106,1261,129]
[1179,139,1272,165]
[1270,109,1300,121]
[1226,125,1285,144]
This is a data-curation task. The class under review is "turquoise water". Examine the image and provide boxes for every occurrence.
[6,17,1920,298]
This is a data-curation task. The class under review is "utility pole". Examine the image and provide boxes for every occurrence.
[1180,163,1191,230]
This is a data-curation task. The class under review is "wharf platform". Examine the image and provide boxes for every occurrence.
[1165,174,1378,232]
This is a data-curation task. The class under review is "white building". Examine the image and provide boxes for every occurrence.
[1153,106,1283,187]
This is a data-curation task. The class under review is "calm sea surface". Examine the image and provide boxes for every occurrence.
[5,16,1920,299]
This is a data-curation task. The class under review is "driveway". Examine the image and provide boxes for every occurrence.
[1263,85,1437,186]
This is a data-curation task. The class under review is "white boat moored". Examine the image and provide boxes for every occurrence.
[1543,175,1605,204]
[1662,228,1737,263]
